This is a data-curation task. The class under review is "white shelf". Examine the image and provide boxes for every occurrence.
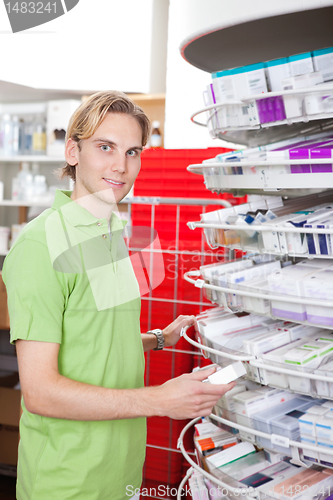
[188,220,333,258]
[184,269,333,330]
[0,199,53,207]
[192,87,333,148]
[0,155,64,163]
[180,5,333,73]
[177,416,331,500]
[181,325,333,400]
[188,159,333,196]
[208,412,333,464]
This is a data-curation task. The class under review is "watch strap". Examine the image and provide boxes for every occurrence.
[148,329,165,351]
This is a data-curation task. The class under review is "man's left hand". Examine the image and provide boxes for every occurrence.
[163,315,196,348]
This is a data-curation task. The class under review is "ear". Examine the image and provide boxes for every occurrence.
[65,138,79,166]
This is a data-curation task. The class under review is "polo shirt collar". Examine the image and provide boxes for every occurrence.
[52,189,127,231]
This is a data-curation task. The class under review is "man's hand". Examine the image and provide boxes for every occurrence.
[151,366,236,419]
[163,315,196,348]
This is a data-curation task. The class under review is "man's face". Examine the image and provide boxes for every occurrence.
[68,112,143,205]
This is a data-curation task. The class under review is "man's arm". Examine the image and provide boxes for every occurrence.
[141,315,195,352]
[16,339,235,421]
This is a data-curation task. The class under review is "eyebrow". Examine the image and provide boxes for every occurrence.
[92,138,143,151]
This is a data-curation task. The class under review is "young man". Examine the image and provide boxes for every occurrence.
[3,91,235,500]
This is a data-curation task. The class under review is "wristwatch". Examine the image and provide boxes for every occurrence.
[148,329,165,351]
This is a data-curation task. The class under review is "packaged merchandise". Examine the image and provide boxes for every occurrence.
[267,266,315,322]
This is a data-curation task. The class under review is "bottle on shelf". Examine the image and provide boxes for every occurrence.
[11,115,20,156]
[0,114,13,156]
[24,115,34,155]
[150,120,162,148]
[32,114,46,155]
[18,118,25,155]
[13,162,31,201]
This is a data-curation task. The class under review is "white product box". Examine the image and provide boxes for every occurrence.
[319,443,333,467]
[207,361,246,385]
[312,47,333,82]
[206,442,255,469]
[302,270,333,326]
[314,359,333,398]
[217,383,247,414]
[268,266,315,322]
[300,435,319,463]
[46,99,81,156]
[257,462,303,499]
[252,397,309,435]
[233,389,268,441]
[279,323,325,342]
[297,259,333,269]
[261,339,305,387]
[284,341,333,394]
[241,278,271,315]
[265,58,292,92]
[306,404,330,415]
[299,411,327,438]
[219,325,270,355]
[243,328,291,356]
[289,52,314,77]
[316,412,333,441]
[282,71,323,120]
[232,63,267,126]
[218,450,269,482]
[322,401,333,409]
[227,260,281,308]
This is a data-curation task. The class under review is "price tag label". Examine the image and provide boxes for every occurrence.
[271,434,290,448]
[195,279,205,288]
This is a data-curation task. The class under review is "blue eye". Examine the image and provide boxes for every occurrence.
[127,149,138,157]
[101,145,111,151]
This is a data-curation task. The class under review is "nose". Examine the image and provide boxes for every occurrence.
[111,151,127,174]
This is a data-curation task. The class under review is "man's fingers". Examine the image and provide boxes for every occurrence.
[186,366,217,381]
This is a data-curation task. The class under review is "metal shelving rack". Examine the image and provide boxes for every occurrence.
[177,3,333,499]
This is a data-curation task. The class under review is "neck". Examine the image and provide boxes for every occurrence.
[70,186,116,221]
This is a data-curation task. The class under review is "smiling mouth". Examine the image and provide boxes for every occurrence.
[103,178,125,187]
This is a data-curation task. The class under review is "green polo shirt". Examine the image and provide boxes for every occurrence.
[3,190,146,500]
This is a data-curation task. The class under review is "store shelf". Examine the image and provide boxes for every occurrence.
[188,159,333,196]
[177,415,333,500]
[192,90,333,148]
[182,325,333,400]
[184,269,333,330]
[0,199,53,207]
[188,220,333,257]
[0,155,64,163]
[180,5,333,73]
[208,412,333,466]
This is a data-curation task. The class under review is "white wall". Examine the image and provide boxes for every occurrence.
[164,0,234,149]
[0,0,168,94]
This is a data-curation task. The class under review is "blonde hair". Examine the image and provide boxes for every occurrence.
[57,90,150,182]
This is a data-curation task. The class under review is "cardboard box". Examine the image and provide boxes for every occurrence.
[0,424,19,465]
[0,387,21,427]
[0,272,10,329]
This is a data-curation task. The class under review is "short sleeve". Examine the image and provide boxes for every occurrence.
[2,238,67,344]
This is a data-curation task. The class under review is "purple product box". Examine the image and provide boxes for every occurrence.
[310,141,333,173]
[289,140,332,173]
[257,98,268,123]
[257,96,286,123]
[273,96,286,121]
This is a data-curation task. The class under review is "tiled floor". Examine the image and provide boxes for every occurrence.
[0,475,16,500]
